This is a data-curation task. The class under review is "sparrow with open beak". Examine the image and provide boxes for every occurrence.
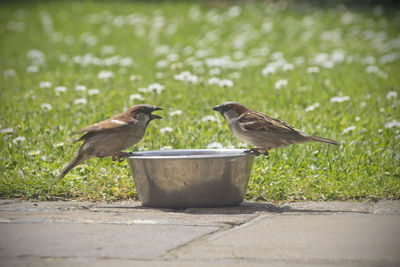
[213,102,338,155]
[56,104,162,181]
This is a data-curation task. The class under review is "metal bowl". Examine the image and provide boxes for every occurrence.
[126,149,255,208]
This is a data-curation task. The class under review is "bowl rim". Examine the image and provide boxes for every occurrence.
[126,148,256,159]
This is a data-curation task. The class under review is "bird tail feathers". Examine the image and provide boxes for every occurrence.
[53,152,87,185]
[309,135,339,145]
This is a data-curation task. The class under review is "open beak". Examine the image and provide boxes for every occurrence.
[149,106,162,120]
[150,114,162,120]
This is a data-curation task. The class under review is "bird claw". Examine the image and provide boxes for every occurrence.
[244,149,259,156]
[112,156,125,163]
[111,152,131,162]
[244,148,269,157]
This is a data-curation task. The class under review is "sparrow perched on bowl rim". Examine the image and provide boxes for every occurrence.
[56,104,162,181]
[213,101,338,156]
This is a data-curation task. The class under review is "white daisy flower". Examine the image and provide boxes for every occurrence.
[170,62,183,70]
[227,6,241,17]
[155,72,164,79]
[39,81,52,88]
[129,94,144,101]
[119,57,133,67]
[98,70,114,79]
[330,96,350,103]
[207,142,224,149]
[101,45,115,55]
[379,52,400,64]
[55,142,65,147]
[262,21,273,33]
[209,68,221,75]
[0,127,14,134]
[342,126,356,134]
[305,103,320,112]
[174,71,199,83]
[366,65,379,73]
[28,150,41,156]
[75,85,87,92]
[362,56,375,65]
[386,91,398,100]
[282,63,294,71]
[166,53,179,62]
[26,66,39,73]
[88,89,100,96]
[385,120,400,129]
[147,83,165,94]
[262,65,276,76]
[321,61,334,69]
[202,115,218,122]
[4,69,16,77]
[160,127,173,133]
[73,98,87,105]
[13,136,26,144]
[40,103,52,111]
[307,66,320,73]
[275,79,288,90]
[27,49,45,65]
[169,110,182,116]
[156,60,168,69]
[208,77,221,84]
[130,75,141,81]
[54,86,67,93]
[218,79,233,87]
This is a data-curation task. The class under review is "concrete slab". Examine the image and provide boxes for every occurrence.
[0,200,257,227]
[1,200,400,266]
[278,201,372,214]
[0,257,380,267]
[172,214,400,266]
[0,223,218,261]
[374,200,400,215]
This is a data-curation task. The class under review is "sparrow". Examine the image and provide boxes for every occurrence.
[213,101,338,155]
[56,104,162,181]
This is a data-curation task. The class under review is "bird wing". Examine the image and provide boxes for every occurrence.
[238,111,300,134]
[72,114,138,143]
[76,114,137,134]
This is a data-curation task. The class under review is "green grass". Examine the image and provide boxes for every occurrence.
[0,1,399,201]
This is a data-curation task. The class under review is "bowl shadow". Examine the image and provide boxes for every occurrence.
[96,201,370,215]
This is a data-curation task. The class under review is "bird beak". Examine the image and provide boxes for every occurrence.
[212,105,222,112]
[150,114,162,120]
[149,106,162,120]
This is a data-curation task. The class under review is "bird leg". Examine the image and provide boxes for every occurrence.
[111,152,132,162]
[96,151,130,162]
[244,148,269,157]
[244,148,260,155]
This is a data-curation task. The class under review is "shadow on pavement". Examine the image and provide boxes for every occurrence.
[95,201,371,215]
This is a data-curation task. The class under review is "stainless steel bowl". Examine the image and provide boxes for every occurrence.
[126,149,255,208]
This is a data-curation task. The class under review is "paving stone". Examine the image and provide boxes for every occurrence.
[0,223,218,261]
[1,200,400,267]
[373,200,400,215]
[2,257,383,267]
[279,201,372,214]
[172,214,400,265]
[0,200,257,227]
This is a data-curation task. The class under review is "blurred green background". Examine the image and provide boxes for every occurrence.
[0,1,399,201]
